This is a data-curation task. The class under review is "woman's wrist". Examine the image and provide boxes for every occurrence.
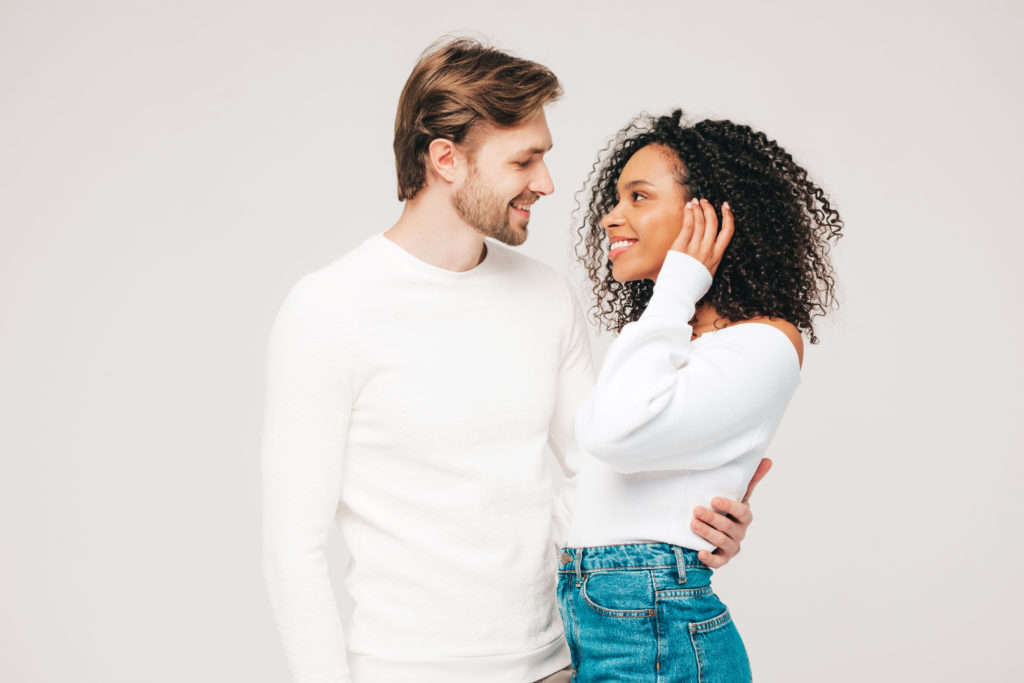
[645,251,713,321]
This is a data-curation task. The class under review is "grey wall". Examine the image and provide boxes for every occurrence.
[2,1,1021,681]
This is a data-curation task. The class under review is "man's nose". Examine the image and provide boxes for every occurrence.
[530,162,555,196]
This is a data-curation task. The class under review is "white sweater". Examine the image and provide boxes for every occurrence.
[568,251,801,551]
[261,234,593,683]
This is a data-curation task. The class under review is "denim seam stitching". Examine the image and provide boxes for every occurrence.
[689,626,706,683]
[579,575,657,619]
[557,563,705,573]
[656,586,714,597]
[653,576,664,683]
[567,581,581,679]
[688,607,732,634]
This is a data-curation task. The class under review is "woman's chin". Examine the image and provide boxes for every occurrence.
[611,262,645,284]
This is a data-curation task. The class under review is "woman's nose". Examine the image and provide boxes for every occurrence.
[601,205,625,231]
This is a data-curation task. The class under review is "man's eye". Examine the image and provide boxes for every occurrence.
[514,160,530,168]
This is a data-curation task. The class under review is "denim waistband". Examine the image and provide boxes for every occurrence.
[558,542,708,573]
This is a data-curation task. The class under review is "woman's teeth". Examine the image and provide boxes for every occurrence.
[609,240,636,251]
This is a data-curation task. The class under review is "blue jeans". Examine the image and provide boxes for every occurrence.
[557,543,751,682]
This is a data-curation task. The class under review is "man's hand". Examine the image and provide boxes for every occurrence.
[690,458,772,568]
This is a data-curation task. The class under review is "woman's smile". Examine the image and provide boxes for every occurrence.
[608,238,638,260]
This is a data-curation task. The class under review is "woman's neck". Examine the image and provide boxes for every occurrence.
[690,304,731,339]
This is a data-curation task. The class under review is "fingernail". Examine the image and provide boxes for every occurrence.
[723,202,730,210]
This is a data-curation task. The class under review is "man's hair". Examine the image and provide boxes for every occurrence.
[393,38,562,201]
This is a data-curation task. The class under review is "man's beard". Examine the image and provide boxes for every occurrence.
[451,165,532,247]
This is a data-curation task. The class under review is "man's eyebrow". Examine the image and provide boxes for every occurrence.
[514,144,554,156]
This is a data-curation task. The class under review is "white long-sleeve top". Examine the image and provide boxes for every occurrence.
[568,251,801,551]
[261,234,593,683]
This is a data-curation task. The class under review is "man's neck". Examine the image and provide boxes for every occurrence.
[385,194,487,273]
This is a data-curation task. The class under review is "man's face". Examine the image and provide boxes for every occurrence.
[451,111,555,246]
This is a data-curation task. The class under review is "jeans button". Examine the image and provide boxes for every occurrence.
[560,552,573,566]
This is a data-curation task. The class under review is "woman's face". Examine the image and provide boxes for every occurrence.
[601,144,689,283]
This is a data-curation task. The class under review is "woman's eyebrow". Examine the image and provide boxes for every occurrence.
[618,178,654,191]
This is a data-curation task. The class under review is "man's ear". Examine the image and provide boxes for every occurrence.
[427,138,460,184]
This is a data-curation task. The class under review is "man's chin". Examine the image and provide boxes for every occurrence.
[479,222,528,247]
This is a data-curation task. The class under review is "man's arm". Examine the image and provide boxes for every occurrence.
[546,280,597,547]
[691,457,772,568]
[262,278,352,683]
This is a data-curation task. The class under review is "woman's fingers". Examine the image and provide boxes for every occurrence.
[712,202,735,265]
[670,200,695,252]
[699,199,718,257]
[675,198,732,273]
[689,198,706,252]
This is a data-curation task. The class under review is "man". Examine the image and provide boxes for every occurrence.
[261,38,764,683]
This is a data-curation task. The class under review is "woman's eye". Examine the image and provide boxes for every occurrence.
[632,192,645,201]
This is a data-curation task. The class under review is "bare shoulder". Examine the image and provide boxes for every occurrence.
[733,316,803,368]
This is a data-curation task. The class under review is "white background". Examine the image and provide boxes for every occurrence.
[2,1,1022,681]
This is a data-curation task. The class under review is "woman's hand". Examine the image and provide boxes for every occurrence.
[670,198,734,276]
[690,457,772,568]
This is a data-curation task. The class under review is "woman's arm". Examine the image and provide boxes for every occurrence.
[577,200,799,473]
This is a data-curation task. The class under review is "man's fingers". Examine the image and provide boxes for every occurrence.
[698,549,730,569]
[690,518,734,551]
[694,505,737,538]
[741,458,773,504]
[710,497,752,526]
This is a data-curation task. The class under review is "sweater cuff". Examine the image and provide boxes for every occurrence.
[643,251,713,320]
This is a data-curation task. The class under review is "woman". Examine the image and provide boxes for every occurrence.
[557,110,842,682]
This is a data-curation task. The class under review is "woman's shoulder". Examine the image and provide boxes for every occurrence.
[728,317,803,368]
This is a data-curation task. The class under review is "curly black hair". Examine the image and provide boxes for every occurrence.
[574,110,843,343]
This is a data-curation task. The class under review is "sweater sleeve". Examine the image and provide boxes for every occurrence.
[261,277,353,683]
[547,279,596,547]
[576,251,800,474]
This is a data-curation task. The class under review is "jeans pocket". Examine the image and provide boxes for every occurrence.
[688,609,751,683]
[580,570,656,618]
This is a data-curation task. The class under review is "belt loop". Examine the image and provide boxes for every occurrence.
[673,546,687,584]
[575,548,583,587]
